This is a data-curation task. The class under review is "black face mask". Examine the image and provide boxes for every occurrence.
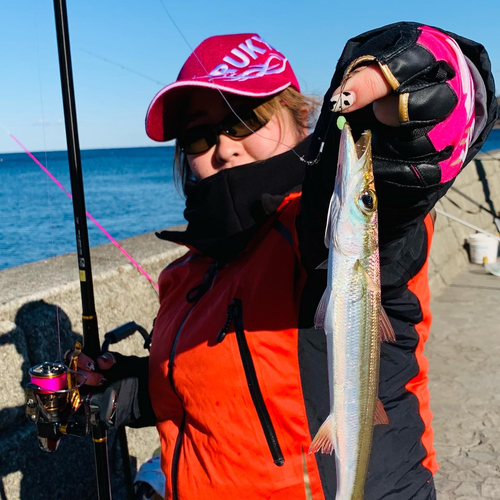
[156,136,310,260]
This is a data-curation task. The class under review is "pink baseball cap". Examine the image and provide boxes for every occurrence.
[145,33,300,142]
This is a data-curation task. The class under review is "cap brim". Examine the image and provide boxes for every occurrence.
[145,80,293,142]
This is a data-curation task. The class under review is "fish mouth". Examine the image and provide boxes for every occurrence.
[355,130,372,161]
[329,123,377,256]
[341,122,372,160]
[336,123,375,203]
[351,127,374,188]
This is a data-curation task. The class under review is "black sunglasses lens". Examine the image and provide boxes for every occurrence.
[179,126,218,155]
[224,111,266,138]
[179,110,268,154]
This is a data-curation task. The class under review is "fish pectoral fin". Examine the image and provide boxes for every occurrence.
[314,288,333,329]
[379,306,396,342]
[374,398,389,425]
[315,259,329,270]
[354,259,378,294]
[309,414,336,455]
[354,261,396,342]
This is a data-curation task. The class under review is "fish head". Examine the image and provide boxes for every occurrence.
[327,123,378,257]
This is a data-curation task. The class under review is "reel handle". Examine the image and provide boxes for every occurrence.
[102,321,151,352]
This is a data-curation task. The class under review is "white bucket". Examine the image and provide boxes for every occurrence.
[468,233,499,264]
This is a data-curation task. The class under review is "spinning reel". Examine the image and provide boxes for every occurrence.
[24,321,150,452]
[25,342,117,452]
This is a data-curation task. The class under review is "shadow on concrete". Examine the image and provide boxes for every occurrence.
[0,300,129,500]
[475,160,499,222]
[0,300,81,430]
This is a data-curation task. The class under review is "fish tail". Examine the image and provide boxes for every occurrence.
[309,414,336,455]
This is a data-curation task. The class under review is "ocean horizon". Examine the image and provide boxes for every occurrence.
[0,146,185,270]
[1,129,499,271]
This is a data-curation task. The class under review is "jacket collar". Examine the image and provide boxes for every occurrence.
[156,136,310,260]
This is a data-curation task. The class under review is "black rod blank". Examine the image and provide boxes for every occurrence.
[52,1,111,498]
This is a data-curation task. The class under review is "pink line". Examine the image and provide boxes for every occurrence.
[10,133,159,290]
[11,134,72,199]
[86,212,158,288]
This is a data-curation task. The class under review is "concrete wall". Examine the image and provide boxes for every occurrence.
[429,150,500,294]
[0,231,187,500]
[0,151,499,499]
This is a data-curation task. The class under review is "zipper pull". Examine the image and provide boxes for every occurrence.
[216,300,238,344]
[186,260,226,303]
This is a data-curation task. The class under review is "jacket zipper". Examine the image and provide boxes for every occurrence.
[169,260,223,499]
[217,298,285,466]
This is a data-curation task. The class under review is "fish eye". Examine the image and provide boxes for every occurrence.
[359,190,376,211]
[361,194,373,208]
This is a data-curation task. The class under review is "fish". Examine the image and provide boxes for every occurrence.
[309,122,395,500]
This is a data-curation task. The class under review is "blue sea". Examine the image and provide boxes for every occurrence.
[1,130,499,270]
[0,146,185,270]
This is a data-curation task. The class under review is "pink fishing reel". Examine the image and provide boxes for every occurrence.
[29,361,69,393]
[25,358,86,452]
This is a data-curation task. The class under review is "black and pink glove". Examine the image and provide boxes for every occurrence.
[312,22,496,189]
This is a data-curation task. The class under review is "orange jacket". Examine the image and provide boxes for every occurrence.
[150,197,327,499]
[150,194,436,500]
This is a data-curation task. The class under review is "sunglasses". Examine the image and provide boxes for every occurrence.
[178,109,269,155]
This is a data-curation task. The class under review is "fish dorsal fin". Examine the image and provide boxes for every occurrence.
[324,192,339,249]
[374,398,389,425]
[309,414,336,455]
[316,259,329,270]
[314,287,333,329]
[379,307,396,342]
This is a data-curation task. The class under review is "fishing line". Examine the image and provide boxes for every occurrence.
[34,1,63,361]
[1,125,159,292]
[435,207,500,241]
[4,4,164,296]
[157,0,328,166]
[445,195,481,215]
[80,48,167,86]
[447,185,500,218]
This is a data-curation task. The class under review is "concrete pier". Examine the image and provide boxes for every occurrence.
[430,265,500,500]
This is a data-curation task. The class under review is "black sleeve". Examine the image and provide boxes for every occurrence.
[297,22,497,274]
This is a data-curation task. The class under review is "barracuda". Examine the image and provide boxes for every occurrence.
[309,122,395,500]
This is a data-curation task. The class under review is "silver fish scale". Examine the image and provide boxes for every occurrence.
[332,248,380,500]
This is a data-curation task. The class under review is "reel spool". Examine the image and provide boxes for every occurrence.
[25,352,86,452]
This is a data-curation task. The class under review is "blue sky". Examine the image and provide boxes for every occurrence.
[1,0,498,154]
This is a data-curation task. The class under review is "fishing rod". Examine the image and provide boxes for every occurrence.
[435,207,500,242]
[52,0,101,360]
[23,3,155,498]
[24,1,113,498]
[52,0,113,497]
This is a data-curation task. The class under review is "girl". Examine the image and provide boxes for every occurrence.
[82,23,497,499]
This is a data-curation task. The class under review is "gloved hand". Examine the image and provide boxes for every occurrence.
[312,22,492,188]
[70,350,155,428]
[300,22,496,271]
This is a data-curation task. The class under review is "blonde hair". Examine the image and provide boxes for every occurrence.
[173,87,319,195]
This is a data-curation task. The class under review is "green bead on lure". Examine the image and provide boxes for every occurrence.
[337,115,347,130]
